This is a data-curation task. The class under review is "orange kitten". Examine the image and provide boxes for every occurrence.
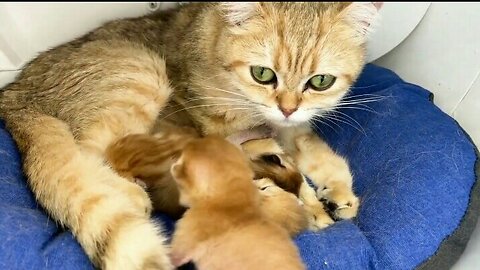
[105,126,199,217]
[254,177,308,236]
[106,126,309,230]
[169,136,305,270]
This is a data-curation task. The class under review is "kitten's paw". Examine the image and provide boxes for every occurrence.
[254,178,285,195]
[317,183,359,220]
[303,202,335,230]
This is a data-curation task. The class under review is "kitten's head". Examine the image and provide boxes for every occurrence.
[217,2,382,127]
[170,136,255,206]
[241,138,304,197]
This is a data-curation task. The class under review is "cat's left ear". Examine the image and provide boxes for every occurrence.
[342,2,383,42]
[219,2,260,26]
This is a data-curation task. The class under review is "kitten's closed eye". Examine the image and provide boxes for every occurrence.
[260,154,285,168]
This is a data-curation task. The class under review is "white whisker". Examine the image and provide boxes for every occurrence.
[324,111,366,136]
[334,105,378,114]
[310,120,329,137]
[311,115,340,134]
[159,103,255,121]
[250,116,266,129]
[330,110,366,135]
[200,85,247,99]
[313,113,343,130]
[342,93,386,99]
[182,96,254,107]
[336,98,384,106]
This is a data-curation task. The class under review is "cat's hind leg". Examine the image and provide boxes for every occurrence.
[1,41,174,269]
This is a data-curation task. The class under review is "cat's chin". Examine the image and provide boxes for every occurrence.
[262,108,315,128]
[267,119,305,128]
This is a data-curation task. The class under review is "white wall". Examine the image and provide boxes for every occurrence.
[374,2,480,146]
[0,2,153,86]
[0,2,180,80]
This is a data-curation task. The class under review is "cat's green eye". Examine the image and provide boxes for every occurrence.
[250,66,276,84]
[307,74,336,91]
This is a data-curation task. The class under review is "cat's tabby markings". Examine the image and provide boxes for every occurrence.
[0,2,380,269]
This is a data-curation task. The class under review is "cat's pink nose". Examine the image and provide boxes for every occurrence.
[279,107,297,118]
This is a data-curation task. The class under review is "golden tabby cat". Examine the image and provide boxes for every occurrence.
[0,2,381,269]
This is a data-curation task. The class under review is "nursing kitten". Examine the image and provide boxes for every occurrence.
[241,137,304,196]
[241,137,335,228]
[169,136,305,270]
[106,127,309,234]
[0,2,381,269]
[254,177,308,236]
[105,126,199,218]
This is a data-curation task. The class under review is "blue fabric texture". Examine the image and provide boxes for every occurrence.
[0,64,477,270]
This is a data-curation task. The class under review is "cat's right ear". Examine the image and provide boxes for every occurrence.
[219,2,260,26]
[340,2,383,44]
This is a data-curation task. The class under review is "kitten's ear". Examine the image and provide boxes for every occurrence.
[220,2,259,26]
[171,158,185,181]
[342,2,383,42]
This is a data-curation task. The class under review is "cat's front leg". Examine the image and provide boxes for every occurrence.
[277,126,359,222]
[297,180,334,230]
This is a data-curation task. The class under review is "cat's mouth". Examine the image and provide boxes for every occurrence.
[263,108,311,127]
[271,119,303,127]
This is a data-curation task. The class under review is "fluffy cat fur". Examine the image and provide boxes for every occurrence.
[106,126,308,235]
[169,136,306,270]
[105,125,199,218]
[0,2,381,269]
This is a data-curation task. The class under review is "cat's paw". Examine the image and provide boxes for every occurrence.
[102,218,174,270]
[317,183,359,220]
[303,202,335,230]
[115,179,153,216]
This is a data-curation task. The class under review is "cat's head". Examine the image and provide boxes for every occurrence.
[217,2,382,127]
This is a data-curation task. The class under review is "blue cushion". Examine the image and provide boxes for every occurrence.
[0,64,478,270]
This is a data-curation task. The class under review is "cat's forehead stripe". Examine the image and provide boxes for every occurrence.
[273,40,321,86]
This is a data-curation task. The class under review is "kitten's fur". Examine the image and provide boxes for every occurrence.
[106,127,308,231]
[0,2,380,269]
[241,137,304,196]
[169,136,305,270]
[105,126,199,218]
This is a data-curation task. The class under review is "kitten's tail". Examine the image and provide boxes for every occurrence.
[1,108,173,270]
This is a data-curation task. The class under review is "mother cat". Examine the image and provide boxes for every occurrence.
[0,2,381,270]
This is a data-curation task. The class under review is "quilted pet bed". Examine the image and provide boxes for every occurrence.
[0,64,478,270]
